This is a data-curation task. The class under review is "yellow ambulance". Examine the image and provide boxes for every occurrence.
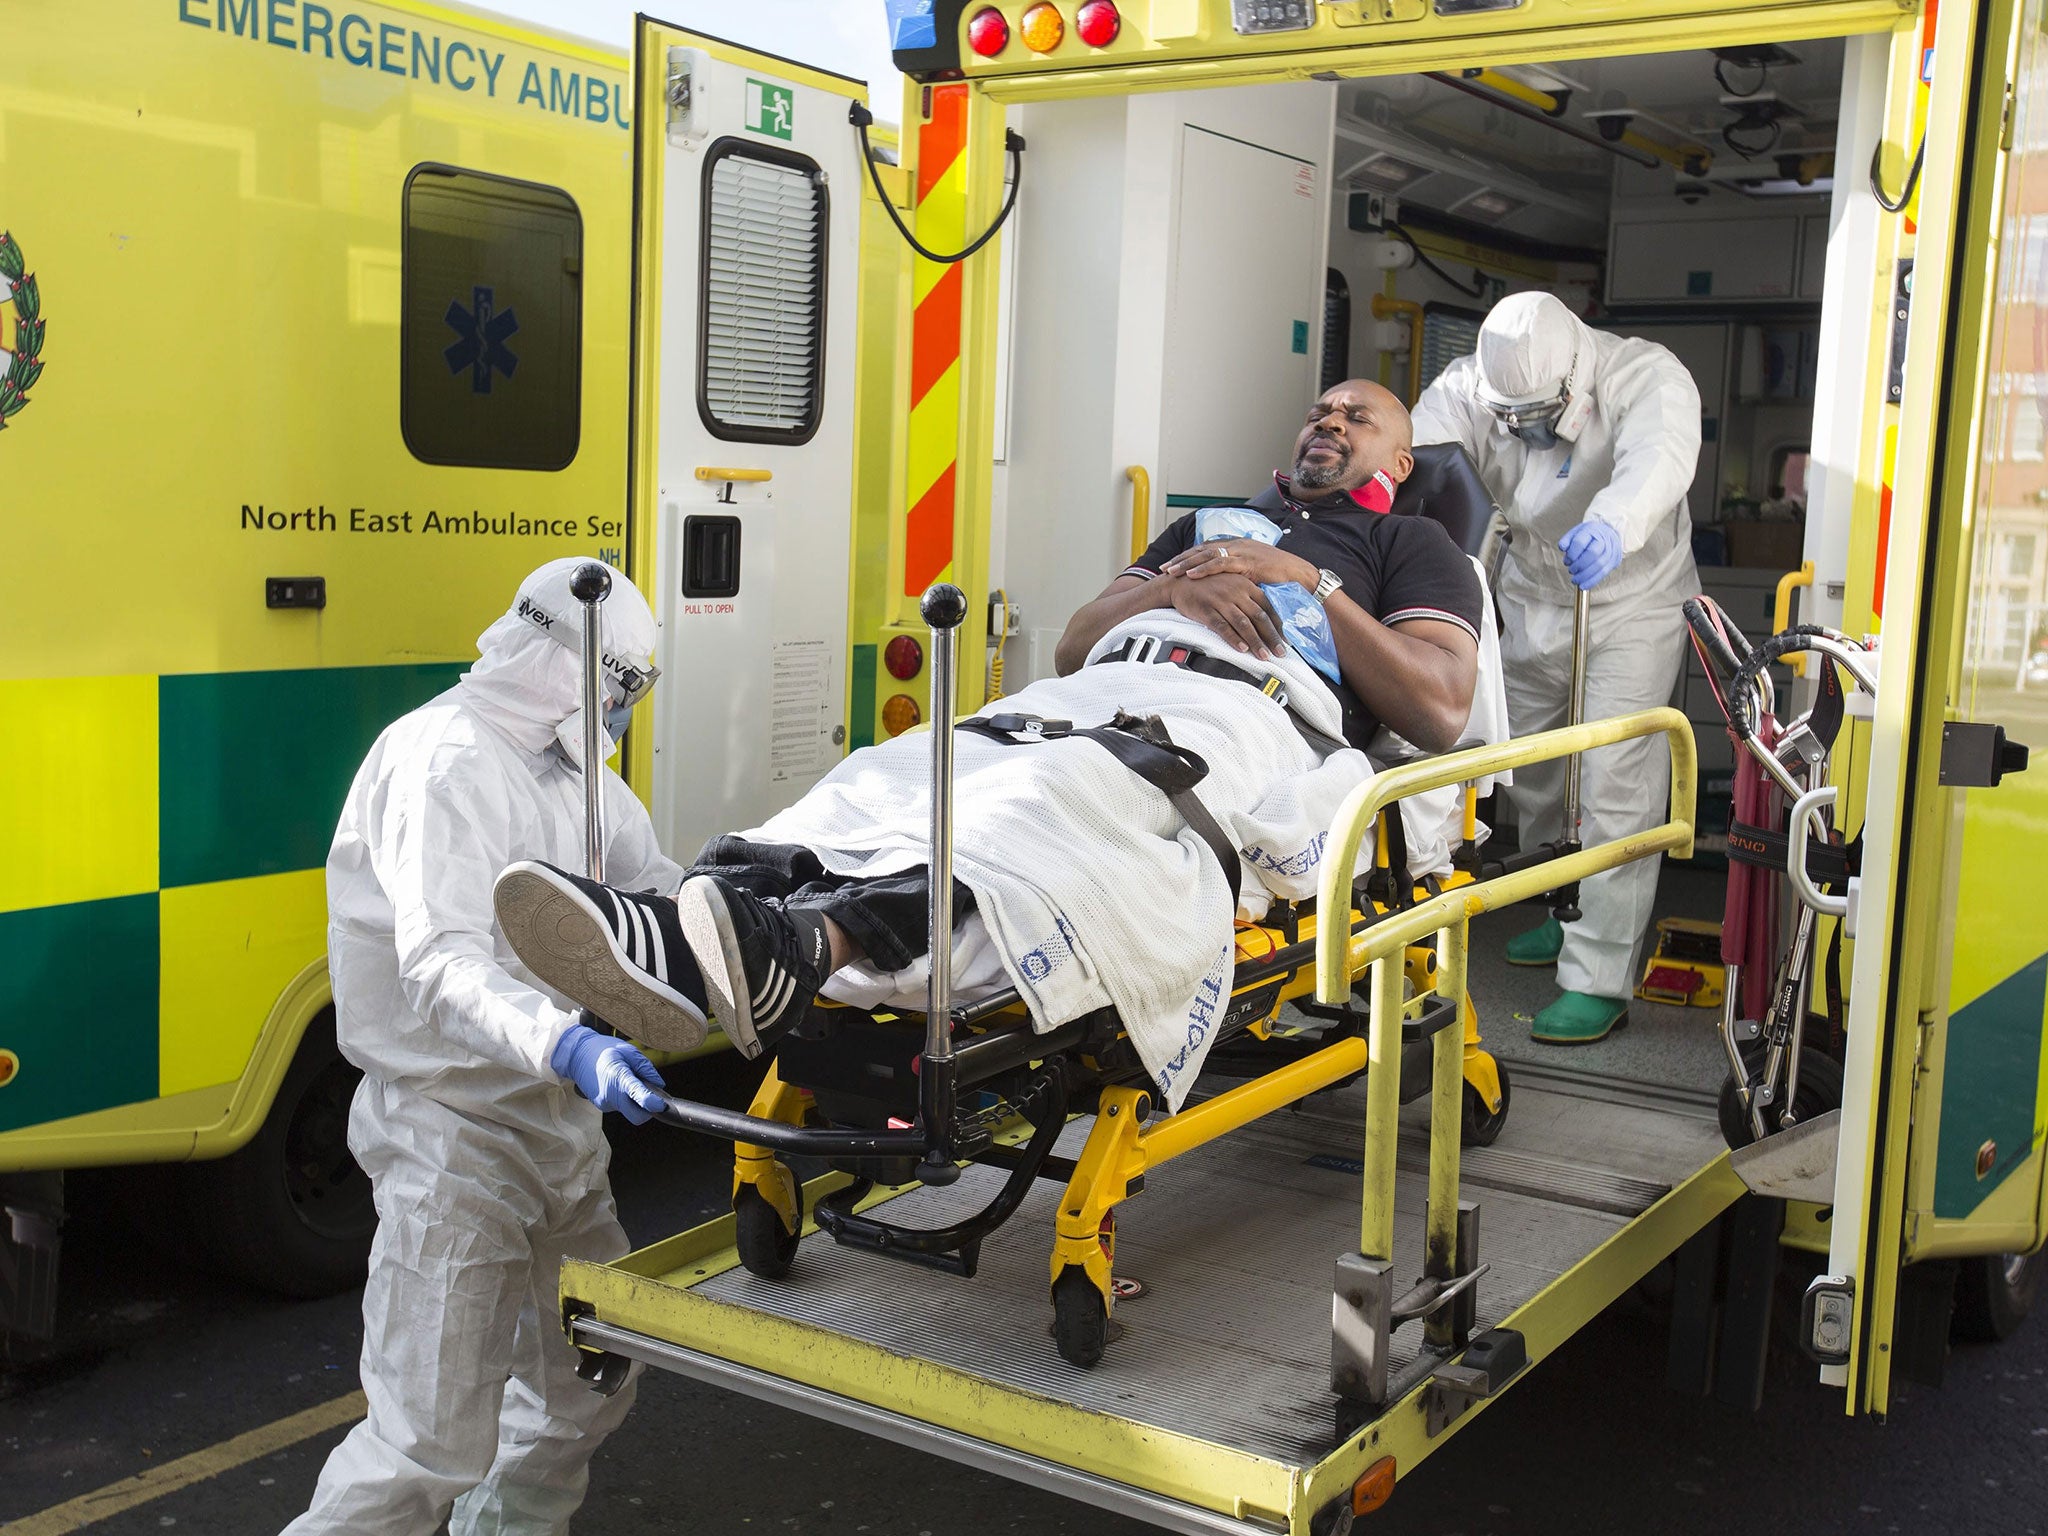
[550,2,2048,1529]
[0,0,636,1346]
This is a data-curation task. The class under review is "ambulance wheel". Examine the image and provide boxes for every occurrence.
[734,1183,802,1280]
[1953,1251,2043,1343]
[1052,1268,1109,1369]
[187,1009,375,1298]
[1717,1049,1843,1149]
[1462,1062,1511,1147]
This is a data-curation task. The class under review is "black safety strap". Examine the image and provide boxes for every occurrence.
[960,710,1242,907]
[1811,658,1844,753]
[1097,638,1349,759]
[1724,820,1858,887]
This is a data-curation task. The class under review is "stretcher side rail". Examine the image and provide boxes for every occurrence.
[1311,705,1697,1415]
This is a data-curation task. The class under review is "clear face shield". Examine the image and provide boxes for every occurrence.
[1479,337,1585,451]
[512,594,661,731]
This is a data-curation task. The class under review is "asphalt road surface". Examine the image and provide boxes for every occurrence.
[7,1031,2045,1536]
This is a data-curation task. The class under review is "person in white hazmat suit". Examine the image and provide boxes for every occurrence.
[1411,291,1701,1043]
[284,558,707,1536]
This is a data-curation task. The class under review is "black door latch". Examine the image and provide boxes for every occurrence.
[1938,721,2030,788]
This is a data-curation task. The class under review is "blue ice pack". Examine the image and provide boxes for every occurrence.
[1192,507,1342,685]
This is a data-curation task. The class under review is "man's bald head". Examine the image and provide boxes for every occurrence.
[1291,379,1415,494]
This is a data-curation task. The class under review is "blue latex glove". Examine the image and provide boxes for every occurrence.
[1558,519,1624,590]
[550,1023,668,1125]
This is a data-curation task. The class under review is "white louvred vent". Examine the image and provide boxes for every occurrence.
[703,150,825,436]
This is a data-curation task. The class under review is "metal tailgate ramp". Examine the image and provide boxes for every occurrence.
[562,1078,1739,1535]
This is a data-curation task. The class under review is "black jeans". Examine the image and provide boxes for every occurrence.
[690,836,977,973]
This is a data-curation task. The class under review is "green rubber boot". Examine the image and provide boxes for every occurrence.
[1504,917,1564,968]
[1530,991,1629,1045]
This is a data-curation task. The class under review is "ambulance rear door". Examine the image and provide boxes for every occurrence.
[628,19,868,859]
[1821,0,2048,1413]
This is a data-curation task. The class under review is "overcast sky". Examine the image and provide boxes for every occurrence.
[489,0,901,97]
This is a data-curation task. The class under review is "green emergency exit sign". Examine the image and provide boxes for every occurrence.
[746,79,794,140]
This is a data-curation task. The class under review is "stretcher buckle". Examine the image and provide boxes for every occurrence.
[978,713,1072,740]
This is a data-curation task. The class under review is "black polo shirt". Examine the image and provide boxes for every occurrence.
[1121,476,1484,750]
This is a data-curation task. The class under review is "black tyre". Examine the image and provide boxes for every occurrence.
[186,1011,374,1297]
[1954,1250,2044,1343]
[734,1181,802,1280]
[1462,1061,1511,1147]
[1718,1049,1844,1150]
[1052,1266,1109,1369]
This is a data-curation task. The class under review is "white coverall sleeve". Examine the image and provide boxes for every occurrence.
[1581,346,1703,555]
[600,773,689,896]
[371,762,580,1082]
[1410,356,1491,450]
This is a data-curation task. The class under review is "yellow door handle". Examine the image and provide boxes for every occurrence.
[1774,561,1816,677]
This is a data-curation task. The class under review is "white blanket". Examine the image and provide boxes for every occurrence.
[749,610,1451,1109]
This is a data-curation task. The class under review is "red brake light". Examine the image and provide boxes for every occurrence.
[1075,0,1120,46]
[966,7,1010,56]
[884,634,924,680]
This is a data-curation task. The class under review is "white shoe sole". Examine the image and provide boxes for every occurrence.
[493,863,709,1052]
[675,876,765,1060]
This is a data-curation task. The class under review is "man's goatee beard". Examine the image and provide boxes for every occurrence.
[1293,455,1346,490]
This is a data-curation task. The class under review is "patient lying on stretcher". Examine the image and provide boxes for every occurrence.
[494,381,1491,1109]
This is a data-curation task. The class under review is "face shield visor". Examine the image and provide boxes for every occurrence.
[511,594,662,711]
[1484,388,1570,449]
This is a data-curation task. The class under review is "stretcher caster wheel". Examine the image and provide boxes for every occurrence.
[1716,1049,1843,1148]
[735,1183,803,1280]
[1052,1268,1109,1369]
[1462,1062,1510,1148]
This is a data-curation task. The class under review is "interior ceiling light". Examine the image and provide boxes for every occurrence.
[1449,187,1529,223]
[1350,152,1431,192]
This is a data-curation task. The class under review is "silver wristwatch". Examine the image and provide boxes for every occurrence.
[1311,568,1344,606]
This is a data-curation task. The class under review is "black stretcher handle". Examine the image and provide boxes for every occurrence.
[652,1097,931,1158]
[1682,596,1749,688]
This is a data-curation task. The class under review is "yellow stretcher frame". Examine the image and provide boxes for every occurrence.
[564,707,1723,1533]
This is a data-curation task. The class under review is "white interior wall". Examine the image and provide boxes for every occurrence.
[989,95,1131,684]
[993,80,1335,689]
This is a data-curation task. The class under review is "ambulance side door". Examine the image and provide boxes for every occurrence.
[630,20,866,860]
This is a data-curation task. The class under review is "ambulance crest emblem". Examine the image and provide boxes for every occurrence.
[0,231,46,431]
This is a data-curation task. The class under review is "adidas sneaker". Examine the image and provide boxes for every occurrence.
[675,874,831,1061]
[493,861,709,1052]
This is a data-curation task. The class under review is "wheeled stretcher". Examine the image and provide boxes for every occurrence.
[554,556,1701,1494]
[636,570,1607,1377]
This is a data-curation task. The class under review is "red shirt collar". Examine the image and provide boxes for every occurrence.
[1272,468,1397,514]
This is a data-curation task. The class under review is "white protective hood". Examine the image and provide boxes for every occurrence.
[1474,290,1586,409]
[459,557,658,767]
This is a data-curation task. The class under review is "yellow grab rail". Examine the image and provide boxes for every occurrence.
[1126,464,1152,567]
[1313,704,1699,996]
[1310,707,1698,1260]
[695,466,773,483]
[1774,560,1817,677]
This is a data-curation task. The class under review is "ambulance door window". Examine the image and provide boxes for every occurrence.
[697,139,828,445]
[401,164,583,471]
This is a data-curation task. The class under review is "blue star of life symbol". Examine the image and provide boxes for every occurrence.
[443,285,519,394]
